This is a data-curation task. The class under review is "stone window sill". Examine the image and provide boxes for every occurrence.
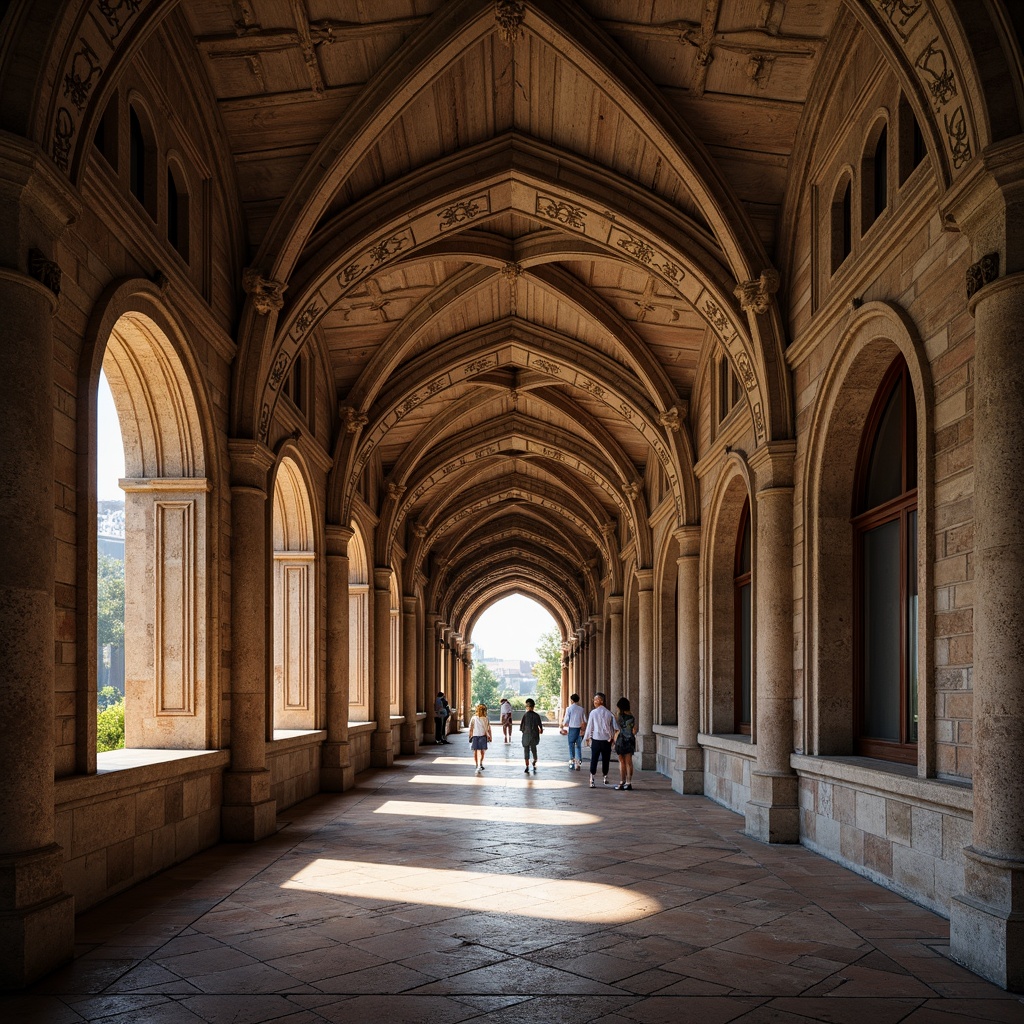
[57,748,230,802]
[698,732,756,757]
[791,754,973,814]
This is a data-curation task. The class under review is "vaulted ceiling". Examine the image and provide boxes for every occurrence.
[180,0,839,634]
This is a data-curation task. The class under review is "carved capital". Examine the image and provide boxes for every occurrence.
[622,481,641,502]
[242,267,286,315]
[966,251,999,299]
[341,405,368,433]
[495,0,526,44]
[658,405,684,432]
[386,481,406,502]
[27,248,61,297]
[734,268,780,315]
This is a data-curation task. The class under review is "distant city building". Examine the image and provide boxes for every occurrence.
[482,658,536,695]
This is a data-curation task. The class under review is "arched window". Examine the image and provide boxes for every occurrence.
[128,104,156,219]
[853,357,918,762]
[862,123,888,230]
[93,96,119,170]
[390,573,401,715]
[831,175,852,274]
[167,162,190,262]
[348,526,370,722]
[734,500,752,734]
[898,94,928,185]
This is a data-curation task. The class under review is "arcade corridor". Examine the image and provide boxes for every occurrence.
[5,733,1020,1024]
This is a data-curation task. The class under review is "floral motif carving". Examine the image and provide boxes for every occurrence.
[258,402,271,441]
[578,377,606,399]
[734,268,780,315]
[915,37,957,108]
[294,302,321,335]
[52,108,75,172]
[753,402,766,440]
[242,268,286,314]
[617,234,655,264]
[28,249,62,297]
[99,0,142,37]
[734,351,757,390]
[439,197,485,229]
[268,351,291,391]
[426,376,448,395]
[464,356,497,375]
[532,357,560,375]
[64,43,102,112]
[536,196,586,230]
[966,251,999,299]
[342,406,368,433]
[874,0,924,43]
[495,0,526,45]
[945,106,971,168]
[702,297,731,335]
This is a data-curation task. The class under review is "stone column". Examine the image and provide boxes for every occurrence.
[575,631,586,705]
[223,441,278,841]
[673,526,703,794]
[322,526,354,791]
[607,596,623,706]
[745,442,798,843]
[0,138,77,988]
[589,618,602,699]
[423,616,437,726]
[636,570,655,769]
[401,597,419,753]
[561,646,570,709]
[948,212,1024,986]
[371,568,394,767]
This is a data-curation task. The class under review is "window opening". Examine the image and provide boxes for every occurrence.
[853,357,918,762]
[167,165,190,262]
[129,107,146,208]
[872,125,888,223]
[831,177,852,274]
[734,500,752,734]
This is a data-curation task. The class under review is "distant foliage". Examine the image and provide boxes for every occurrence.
[97,685,122,711]
[97,554,125,649]
[533,629,562,710]
[472,662,500,709]
[97,700,125,752]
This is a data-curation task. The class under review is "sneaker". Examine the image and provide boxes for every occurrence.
[614,782,625,790]
[475,767,481,774]
[575,761,581,770]
[568,760,574,769]
[533,761,537,769]
[603,776,609,785]
[589,778,596,788]
[524,767,530,773]
[625,784,633,790]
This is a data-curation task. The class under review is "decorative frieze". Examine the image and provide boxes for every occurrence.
[966,252,999,299]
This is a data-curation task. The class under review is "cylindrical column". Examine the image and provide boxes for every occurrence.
[401,596,419,753]
[673,526,703,794]
[637,570,656,769]
[371,568,394,767]
[322,526,354,791]
[951,270,1024,989]
[588,620,599,705]
[561,647,570,709]
[745,442,798,843]
[608,596,623,707]
[223,441,277,841]
[0,143,77,985]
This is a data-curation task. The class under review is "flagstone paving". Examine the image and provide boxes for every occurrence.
[6,732,1024,1022]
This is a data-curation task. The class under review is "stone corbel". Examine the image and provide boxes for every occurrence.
[27,248,61,297]
[495,0,526,44]
[735,268,780,315]
[242,267,287,315]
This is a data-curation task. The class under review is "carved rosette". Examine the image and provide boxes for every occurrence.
[242,268,286,315]
[495,0,526,45]
[735,268,780,315]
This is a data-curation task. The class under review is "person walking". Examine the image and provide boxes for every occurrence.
[520,698,544,773]
[434,691,451,745]
[500,697,513,743]
[613,696,637,790]
[583,692,616,788]
[561,693,587,770]
[468,704,492,773]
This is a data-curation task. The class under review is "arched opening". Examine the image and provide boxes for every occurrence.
[101,311,210,751]
[272,456,316,733]
[708,472,752,737]
[128,103,157,219]
[862,119,889,232]
[348,524,370,722]
[831,173,853,274]
[897,94,928,186]
[657,545,678,727]
[853,356,918,763]
[389,572,401,716]
[166,159,190,263]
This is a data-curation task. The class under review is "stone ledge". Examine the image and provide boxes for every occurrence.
[699,732,757,758]
[267,729,327,753]
[791,754,973,814]
[56,749,229,805]
[652,723,679,738]
[348,720,376,735]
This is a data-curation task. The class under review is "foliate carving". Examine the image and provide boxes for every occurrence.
[464,355,497,375]
[617,234,656,264]
[945,106,971,168]
[735,268,780,315]
[438,195,487,229]
[578,376,606,400]
[966,252,999,299]
[242,268,286,314]
[501,261,523,283]
[342,406,368,433]
[735,351,757,390]
[268,351,291,390]
[533,356,560,375]
[702,297,731,335]
[99,0,142,38]
[28,249,62,297]
[52,108,75,172]
[495,0,526,45]
[536,195,586,230]
[341,230,413,285]
[386,482,406,501]
[658,407,681,432]
[258,402,271,441]
[623,482,641,502]
[753,402,766,441]
[63,42,102,112]
[874,0,924,43]
[294,302,322,335]
[412,522,428,539]
[915,37,957,108]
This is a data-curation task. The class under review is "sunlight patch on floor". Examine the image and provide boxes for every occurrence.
[373,798,601,826]
[283,857,658,923]
[407,773,576,790]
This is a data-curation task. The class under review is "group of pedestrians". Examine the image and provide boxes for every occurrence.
[450,688,637,790]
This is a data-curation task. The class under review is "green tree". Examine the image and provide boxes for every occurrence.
[97,685,122,711]
[472,662,500,710]
[533,629,563,710]
[97,554,125,649]
[96,700,125,752]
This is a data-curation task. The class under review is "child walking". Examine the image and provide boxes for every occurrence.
[468,703,492,773]
[520,698,544,773]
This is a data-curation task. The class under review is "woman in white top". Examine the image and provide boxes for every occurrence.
[582,692,617,787]
[468,703,492,773]
[560,693,587,770]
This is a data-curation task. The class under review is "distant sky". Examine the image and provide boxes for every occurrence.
[97,371,126,501]
[470,593,557,661]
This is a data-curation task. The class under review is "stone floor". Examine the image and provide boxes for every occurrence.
[7,732,1024,1023]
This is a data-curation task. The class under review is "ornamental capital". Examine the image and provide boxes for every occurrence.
[242,267,287,315]
[734,267,780,315]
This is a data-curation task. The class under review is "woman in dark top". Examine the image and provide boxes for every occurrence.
[613,696,637,790]
[520,698,544,773]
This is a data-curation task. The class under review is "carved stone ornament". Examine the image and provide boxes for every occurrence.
[658,406,681,432]
[966,251,999,300]
[495,0,526,44]
[342,406,369,433]
[735,268,780,315]
[28,249,62,297]
[387,481,406,501]
[622,481,641,502]
[242,267,286,315]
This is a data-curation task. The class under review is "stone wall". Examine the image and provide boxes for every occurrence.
[699,737,754,817]
[267,731,325,812]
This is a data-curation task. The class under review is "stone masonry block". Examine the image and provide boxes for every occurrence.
[855,791,887,837]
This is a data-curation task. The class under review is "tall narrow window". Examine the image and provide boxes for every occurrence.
[94,96,119,170]
[167,164,190,262]
[831,176,852,274]
[898,95,928,185]
[872,125,888,223]
[129,107,146,207]
[734,500,752,735]
[853,357,918,763]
